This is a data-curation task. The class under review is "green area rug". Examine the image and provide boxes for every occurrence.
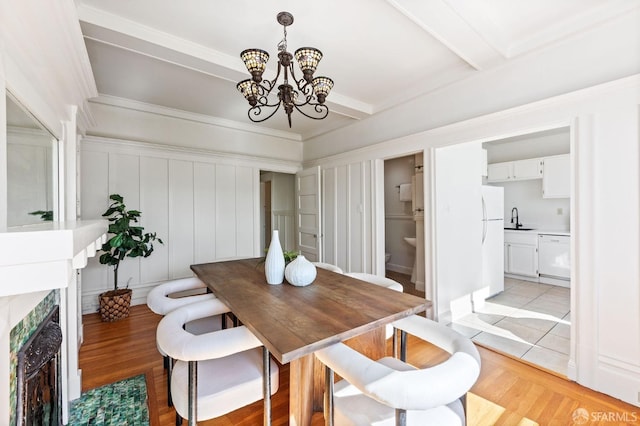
[69,374,149,426]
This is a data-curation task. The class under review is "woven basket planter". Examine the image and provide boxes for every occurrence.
[99,288,132,322]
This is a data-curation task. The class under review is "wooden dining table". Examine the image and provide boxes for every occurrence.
[191,258,430,426]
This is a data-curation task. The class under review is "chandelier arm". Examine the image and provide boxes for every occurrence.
[247,102,283,123]
[292,103,329,121]
[255,86,282,108]
[288,76,314,107]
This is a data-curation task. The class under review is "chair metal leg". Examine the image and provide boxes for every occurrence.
[393,327,398,358]
[396,408,407,426]
[262,347,272,426]
[188,360,197,426]
[400,330,407,362]
[167,356,173,407]
[461,392,467,418]
[324,367,334,426]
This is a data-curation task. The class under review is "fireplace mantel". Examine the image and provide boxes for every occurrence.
[0,220,108,297]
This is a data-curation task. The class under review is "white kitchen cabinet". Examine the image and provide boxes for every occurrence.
[487,162,512,181]
[542,154,570,198]
[487,158,543,182]
[504,231,539,279]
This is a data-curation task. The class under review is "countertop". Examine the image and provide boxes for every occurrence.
[504,228,570,236]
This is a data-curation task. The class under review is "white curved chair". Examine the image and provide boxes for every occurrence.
[147,277,225,406]
[344,272,404,292]
[147,277,215,315]
[315,315,481,426]
[313,262,344,274]
[157,299,279,426]
[344,273,403,339]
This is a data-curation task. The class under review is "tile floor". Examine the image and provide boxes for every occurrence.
[451,277,571,376]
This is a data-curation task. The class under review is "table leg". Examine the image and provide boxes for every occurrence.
[288,327,387,425]
[289,353,315,426]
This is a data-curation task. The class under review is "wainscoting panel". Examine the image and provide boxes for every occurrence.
[235,167,257,258]
[169,160,195,279]
[193,162,216,264]
[215,164,237,259]
[140,157,170,284]
[321,160,374,274]
[322,168,337,265]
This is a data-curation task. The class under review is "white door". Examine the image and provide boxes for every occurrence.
[296,167,321,261]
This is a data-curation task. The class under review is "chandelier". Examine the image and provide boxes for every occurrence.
[237,12,334,128]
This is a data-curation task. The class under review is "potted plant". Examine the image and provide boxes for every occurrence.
[98,194,163,322]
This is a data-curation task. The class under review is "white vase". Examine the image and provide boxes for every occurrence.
[265,230,285,285]
[285,255,317,287]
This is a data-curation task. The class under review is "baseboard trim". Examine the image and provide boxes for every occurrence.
[386,263,412,275]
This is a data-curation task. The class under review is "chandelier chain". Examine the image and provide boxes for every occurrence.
[278,26,287,53]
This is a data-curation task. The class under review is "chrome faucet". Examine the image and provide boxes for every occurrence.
[511,207,522,229]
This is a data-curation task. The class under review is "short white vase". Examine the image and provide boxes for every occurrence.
[285,255,317,287]
[265,230,285,285]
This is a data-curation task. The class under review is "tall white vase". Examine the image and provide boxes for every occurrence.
[265,230,285,284]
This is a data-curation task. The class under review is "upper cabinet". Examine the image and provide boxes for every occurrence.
[487,158,543,182]
[542,154,570,198]
[487,154,570,198]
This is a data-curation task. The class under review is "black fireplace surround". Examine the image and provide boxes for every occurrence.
[16,306,62,426]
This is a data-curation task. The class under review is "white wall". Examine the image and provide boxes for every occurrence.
[88,101,303,163]
[496,179,570,231]
[79,136,297,313]
[384,156,415,274]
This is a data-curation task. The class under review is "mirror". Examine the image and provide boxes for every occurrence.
[6,93,58,226]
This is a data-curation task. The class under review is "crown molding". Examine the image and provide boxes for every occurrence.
[90,94,303,142]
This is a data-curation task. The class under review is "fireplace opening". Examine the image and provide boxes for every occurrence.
[16,306,62,426]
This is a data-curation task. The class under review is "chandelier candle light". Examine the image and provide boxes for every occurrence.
[237,11,334,127]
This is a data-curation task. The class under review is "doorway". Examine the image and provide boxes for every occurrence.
[445,127,572,377]
[383,154,425,298]
[260,171,295,253]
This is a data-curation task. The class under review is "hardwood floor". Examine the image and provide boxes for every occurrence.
[79,305,637,425]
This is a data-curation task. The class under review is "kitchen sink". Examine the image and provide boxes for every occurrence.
[504,227,535,231]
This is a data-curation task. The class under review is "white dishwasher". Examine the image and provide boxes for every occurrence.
[538,234,570,286]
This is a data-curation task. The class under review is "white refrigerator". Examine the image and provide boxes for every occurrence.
[481,185,504,296]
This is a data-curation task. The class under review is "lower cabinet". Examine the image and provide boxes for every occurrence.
[504,232,539,278]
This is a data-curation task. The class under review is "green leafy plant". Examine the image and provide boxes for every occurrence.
[283,250,299,264]
[257,248,298,267]
[99,194,163,291]
[28,210,53,221]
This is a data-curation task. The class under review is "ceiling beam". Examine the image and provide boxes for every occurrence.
[385,0,505,71]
